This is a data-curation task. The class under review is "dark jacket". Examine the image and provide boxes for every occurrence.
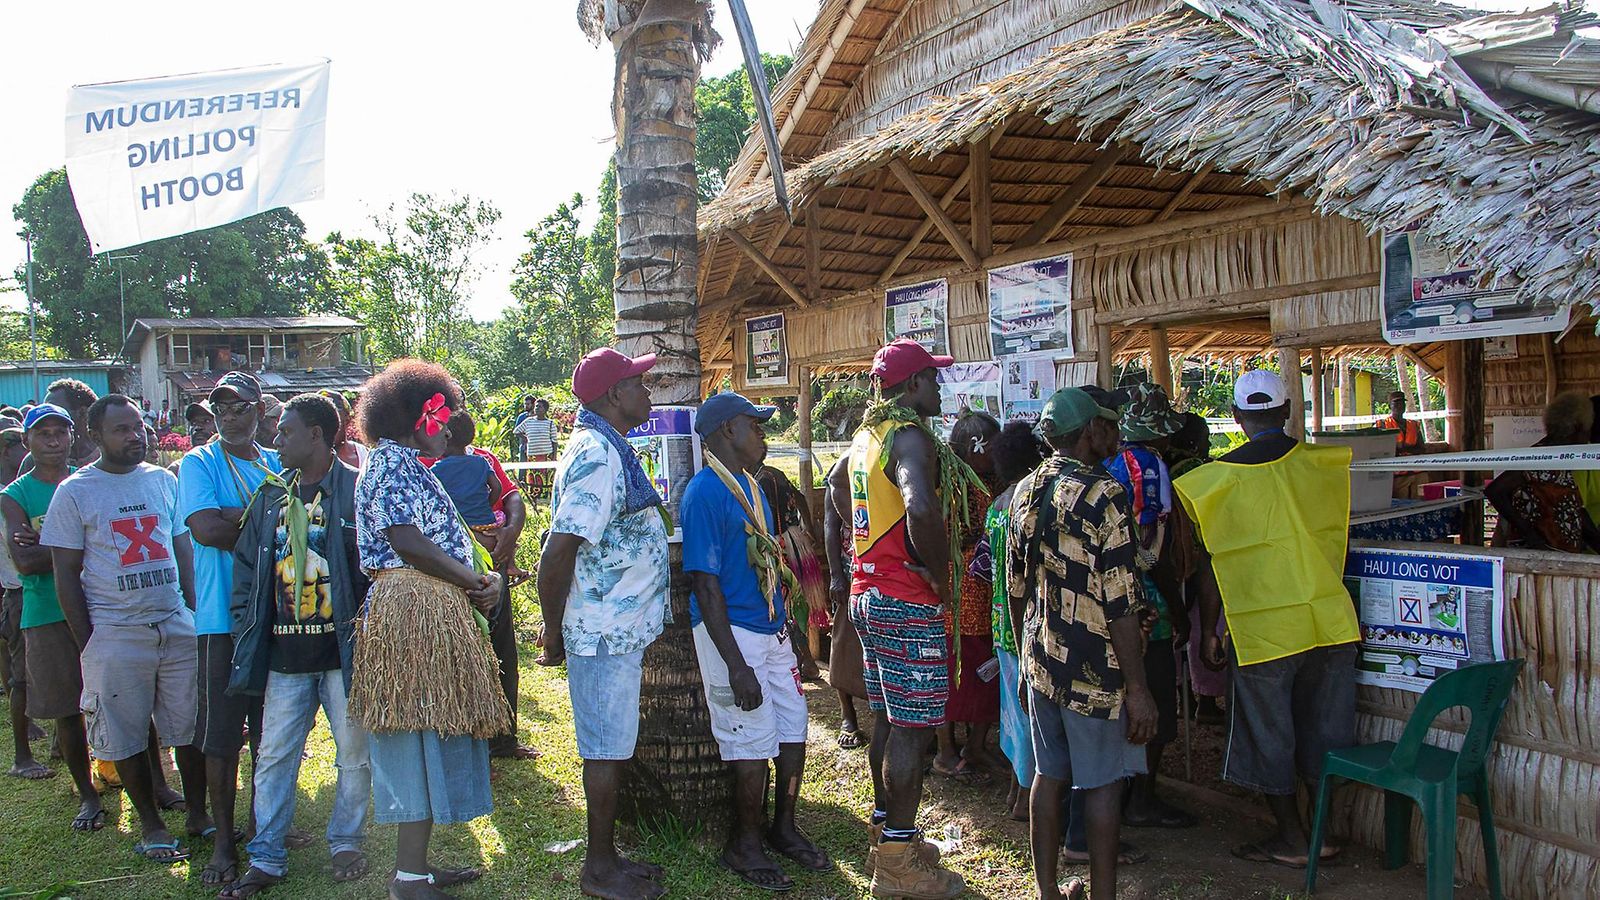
[227,460,367,695]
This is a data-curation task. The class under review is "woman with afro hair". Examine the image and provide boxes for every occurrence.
[347,359,510,899]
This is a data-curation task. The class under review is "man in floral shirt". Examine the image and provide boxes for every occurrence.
[538,348,669,900]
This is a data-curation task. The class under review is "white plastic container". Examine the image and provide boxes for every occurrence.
[1309,428,1398,513]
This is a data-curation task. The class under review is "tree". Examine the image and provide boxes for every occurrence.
[581,0,724,823]
[321,192,501,370]
[694,54,793,201]
[12,168,330,359]
[503,193,613,387]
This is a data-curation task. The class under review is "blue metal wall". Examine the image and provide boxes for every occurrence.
[0,369,111,409]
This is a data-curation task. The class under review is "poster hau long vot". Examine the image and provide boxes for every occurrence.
[65,60,329,254]
[885,278,950,356]
[626,406,702,545]
[936,361,1001,439]
[744,313,789,388]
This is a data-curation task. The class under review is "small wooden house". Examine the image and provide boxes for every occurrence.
[693,0,1600,895]
[121,315,374,406]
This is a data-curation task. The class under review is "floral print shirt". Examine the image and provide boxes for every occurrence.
[550,429,669,656]
[355,439,475,572]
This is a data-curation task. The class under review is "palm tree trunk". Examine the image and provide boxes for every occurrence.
[599,0,728,824]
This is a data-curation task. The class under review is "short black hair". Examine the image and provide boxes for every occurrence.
[1234,403,1291,435]
[992,420,1048,484]
[357,359,463,443]
[1171,412,1210,456]
[949,411,1001,459]
[447,409,476,448]
[284,393,340,449]
[87,394,139,432]
[47,378,98,412]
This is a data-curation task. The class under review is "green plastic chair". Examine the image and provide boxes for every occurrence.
[1305,658,1524,900]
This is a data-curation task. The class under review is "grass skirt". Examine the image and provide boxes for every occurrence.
[349,568,511,739]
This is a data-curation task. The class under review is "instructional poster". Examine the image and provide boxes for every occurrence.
[885,278,950,356]
[1344,547,1505,692]
[744,313,788,387]
[626,406,702,544]
[936,361,1002,438]
[988,254,1074,358]
[1001,353,1058,424]
[1380,226,1568,344]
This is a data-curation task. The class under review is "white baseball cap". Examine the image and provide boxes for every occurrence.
[1234,370,1288,410]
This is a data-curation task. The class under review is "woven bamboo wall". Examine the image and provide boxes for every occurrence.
[1334,541,1600,900]
[1484,324,1600,419]
[1270,286,1382,346]
[1084,214,1375,321]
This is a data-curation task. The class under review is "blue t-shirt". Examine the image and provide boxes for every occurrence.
[429,453,496,526]
[682,466,784,635]
[177,442,282,635]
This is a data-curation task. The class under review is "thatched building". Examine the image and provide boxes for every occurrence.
[692,0,1600,895]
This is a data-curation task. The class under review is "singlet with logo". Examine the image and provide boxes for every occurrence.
[847,420,939,605]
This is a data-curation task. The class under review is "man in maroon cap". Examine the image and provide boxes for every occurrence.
[538,348,671,900]
[826,338,965,899]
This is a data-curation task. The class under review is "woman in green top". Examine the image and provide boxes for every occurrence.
[968,421,1047,821]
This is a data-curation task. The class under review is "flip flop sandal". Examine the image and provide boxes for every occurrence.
[766,836,831,872]
[218,866,283,899]
[157,796,187,811]
[717,857,794,893]
[1231,841,1308,870]
[332,850,370,882]
[8,762,56,780]
[202,861,240,886]
[72,808,109,832]
[1064,842,1147,866]
[1124,805,1199,829]
[836,728,864,750]
[934,760,992,786]
[133,840,191,864]
[191,825,248,844]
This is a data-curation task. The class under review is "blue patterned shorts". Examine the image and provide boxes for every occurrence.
[849,587,948,728]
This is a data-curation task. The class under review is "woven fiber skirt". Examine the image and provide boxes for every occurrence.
[349,568,511,739]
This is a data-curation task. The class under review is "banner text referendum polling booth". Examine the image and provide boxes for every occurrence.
[65,60,329,254]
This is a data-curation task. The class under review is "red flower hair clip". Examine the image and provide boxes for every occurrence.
[414,393,451,437]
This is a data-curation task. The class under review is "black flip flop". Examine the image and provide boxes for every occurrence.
[766,835,831,872]
[718,857,794,893]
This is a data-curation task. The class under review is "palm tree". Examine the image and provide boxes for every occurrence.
[579,0,727,823]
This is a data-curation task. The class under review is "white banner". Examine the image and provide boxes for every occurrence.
[1348,444,1600,472]
[65,60,329,254]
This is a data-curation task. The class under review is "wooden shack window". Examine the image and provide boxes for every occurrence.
[171,333,190,367]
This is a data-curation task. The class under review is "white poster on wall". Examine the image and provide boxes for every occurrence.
[65,60,330,254]
[988,254,1074,358]
[936,361,1002,438]
[885,278,950,356]
[1001,353,1058,423]
[1380,226,1568,344]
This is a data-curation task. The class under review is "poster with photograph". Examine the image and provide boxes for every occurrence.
[1344,547,1505,693]
[988,254,1074,358]
[1381,226,1569,344]
[744,313,789,388]
[1001,353,1058,424]
[884,278,950,356]
[626,406,703,544]
[936,361,1002,438]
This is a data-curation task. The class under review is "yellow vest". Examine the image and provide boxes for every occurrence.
[1174,442,1359,666]
[1576,470,1600,530]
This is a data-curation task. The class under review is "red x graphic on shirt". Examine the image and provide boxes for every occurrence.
[110,515,170,567]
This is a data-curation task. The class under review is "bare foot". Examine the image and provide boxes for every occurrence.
[620,855,663,880]
[582,859,666,900]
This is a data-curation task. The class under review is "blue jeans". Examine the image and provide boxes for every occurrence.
[247,669,370,876]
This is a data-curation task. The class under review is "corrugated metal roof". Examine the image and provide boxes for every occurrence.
[166,366,373,399]
[122,316,362,361]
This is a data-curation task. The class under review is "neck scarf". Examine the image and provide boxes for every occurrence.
[704,453,802,623]
[859,398,988,682]
[575,408,665,518]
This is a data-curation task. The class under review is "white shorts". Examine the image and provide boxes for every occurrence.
[692,622,808,761]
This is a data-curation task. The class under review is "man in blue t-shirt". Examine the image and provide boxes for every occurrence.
[176,371,282,885]
[683,393,828,891]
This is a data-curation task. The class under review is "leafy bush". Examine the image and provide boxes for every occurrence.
[813,384,869,442]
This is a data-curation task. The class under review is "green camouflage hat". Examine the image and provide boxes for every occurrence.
[1119,382,1184,442]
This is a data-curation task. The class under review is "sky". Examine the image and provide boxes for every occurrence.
[0,1,812,320]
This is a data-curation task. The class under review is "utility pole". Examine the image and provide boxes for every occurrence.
[25,232,38,401]
[108,253,137,364]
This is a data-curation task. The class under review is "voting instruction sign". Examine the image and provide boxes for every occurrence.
[65,60,329,254]
[1344,547,1505,693]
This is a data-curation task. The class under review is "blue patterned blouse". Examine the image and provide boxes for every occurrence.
[355,439,475,572]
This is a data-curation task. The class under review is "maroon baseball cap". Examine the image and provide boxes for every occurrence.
[572,348,657,404]
[871,338,954,390]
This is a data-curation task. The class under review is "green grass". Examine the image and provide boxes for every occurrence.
[0,633,1043,900]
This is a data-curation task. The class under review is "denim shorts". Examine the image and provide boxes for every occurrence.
[1029,688,1146,790]
[566,639,644,761]
[1225,643,1356,795]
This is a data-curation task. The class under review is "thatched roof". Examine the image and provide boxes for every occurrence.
[701,0,1600,315]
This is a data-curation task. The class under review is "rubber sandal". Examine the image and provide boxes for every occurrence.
[133,839,190,863]
[218,866,283,899]
[1231,841,1308,870]
[71,807,108,832]
[717,856,794,893]
[836,727,863,750]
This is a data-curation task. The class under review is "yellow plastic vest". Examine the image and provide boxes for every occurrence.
[1173,442,1360,666]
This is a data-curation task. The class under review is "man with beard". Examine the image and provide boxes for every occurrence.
[684,393,828,891]
[177,372,283,885]
[43,395,204,862]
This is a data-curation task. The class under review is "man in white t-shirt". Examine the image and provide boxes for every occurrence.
[43,394,204,863]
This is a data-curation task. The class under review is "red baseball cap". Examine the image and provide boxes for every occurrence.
[871,338,954,389]
[572,348,657,404]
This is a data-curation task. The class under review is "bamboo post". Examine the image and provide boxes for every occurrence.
[1461,339,1486,545]
[1096,324,1115,388]
[1542,334,1558,405]
[1339,358,1356,418]
[1149,326,1173,394]
[1278,347,1305,440]
[797,364,821,661]
[1396,353,1423,439]
[1310,347,1325,432]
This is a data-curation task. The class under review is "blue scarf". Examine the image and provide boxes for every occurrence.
[576,408,663,516]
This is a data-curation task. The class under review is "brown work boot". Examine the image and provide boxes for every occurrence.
[866,823,942,877]
[869,839,965,899]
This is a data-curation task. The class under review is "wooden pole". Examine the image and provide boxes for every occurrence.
[1096,324,1115,388]
[1444,341,1465,451]
[1278,347,1305,440]
[1011,144,1129,250]
[1461,339,1486,545]
[1149,325,1172,394]
[725,229,812,308]
[970,138,992,259]
[1310,347,1325,432]
[1542,334,1558,405]
[796,363,821,660]
[888,158,982,270]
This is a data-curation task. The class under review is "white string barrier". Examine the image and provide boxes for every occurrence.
[1348,445,1600,472]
